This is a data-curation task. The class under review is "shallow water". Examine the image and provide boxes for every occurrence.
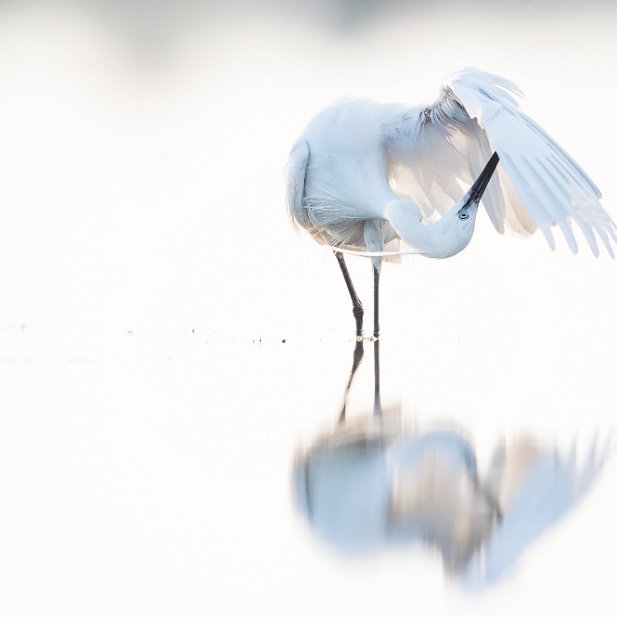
[2,331,615,615]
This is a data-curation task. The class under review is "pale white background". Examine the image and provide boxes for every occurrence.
[0,2,615,615]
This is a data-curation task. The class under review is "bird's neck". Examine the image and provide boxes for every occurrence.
[384,199,477,259]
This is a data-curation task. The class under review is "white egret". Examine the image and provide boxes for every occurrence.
[286,68,617,337]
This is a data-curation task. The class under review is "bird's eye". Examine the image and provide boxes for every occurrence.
[458,211,470,220]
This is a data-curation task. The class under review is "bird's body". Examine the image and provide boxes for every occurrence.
[286,68,617,335]
[299,100,403,249]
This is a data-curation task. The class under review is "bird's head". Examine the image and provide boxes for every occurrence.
[385,195,480,259]
[384,153,499,259]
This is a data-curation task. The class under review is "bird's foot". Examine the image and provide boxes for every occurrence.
[356,335,378,343]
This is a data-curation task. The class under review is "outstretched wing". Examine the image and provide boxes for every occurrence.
[385,68,616,256]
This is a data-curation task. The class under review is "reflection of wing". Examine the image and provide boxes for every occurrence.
[286,139,310,229]
[385,68,617,255]
[462,439,609,587]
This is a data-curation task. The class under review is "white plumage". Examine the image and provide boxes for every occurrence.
[287,68,616,258]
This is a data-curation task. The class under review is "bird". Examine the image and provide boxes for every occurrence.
[286,68,617,338]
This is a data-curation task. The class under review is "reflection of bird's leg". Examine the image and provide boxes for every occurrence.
[338,338,365,423]
[334,251,364,338]
[373,338,382,417]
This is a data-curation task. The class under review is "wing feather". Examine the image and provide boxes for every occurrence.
[385,68,616,255]
[386,112,470,218]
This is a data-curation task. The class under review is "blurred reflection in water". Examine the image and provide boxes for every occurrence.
[292,341,609,587]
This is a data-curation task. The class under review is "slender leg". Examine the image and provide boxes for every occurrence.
[334,251,364,338]
[373,339,382,417]
[372,262,380,339]
[337,338,365,423]
[364,218,384,339]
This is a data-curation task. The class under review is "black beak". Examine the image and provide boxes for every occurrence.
[459,152,500,211]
